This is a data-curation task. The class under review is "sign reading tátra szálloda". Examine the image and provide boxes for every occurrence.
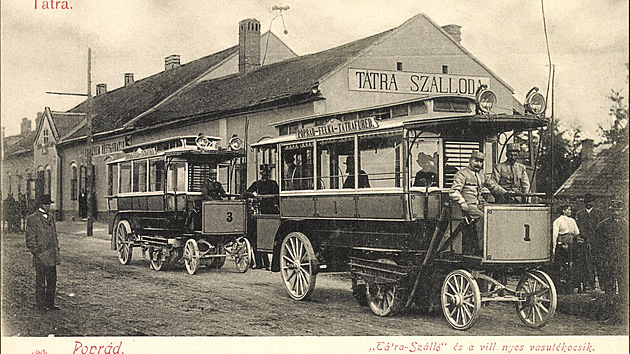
[348,68,490,97]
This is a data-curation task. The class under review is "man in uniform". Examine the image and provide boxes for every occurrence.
[492,143,530,203]
[201,171,226,200]
[243,164,279,269]
[450,150,509,254]
[575,193,604,290]
[25,194,60,310]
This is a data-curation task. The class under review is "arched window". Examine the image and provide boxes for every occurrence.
[45,166,52,195]
[71,163,78,200]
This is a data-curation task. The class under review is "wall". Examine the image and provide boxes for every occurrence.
[319,15,515,115]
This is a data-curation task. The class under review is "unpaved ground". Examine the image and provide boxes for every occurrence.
[1,222,627,337]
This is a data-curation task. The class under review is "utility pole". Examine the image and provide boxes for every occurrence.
[86,48,94,236]
[46,48,93,236]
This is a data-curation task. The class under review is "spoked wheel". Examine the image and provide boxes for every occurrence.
[184,239,201,275]
[280,232,317,301]
[208,245,227,269]
[233,238,252,273]
[366,282,404,316]
[115,220,133,265]
[441,269,482,330]
[149,248,169,271]
[351,273,368,307]
[515,270,557,328]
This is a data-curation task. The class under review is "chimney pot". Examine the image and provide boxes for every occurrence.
[442,24,462,43]
[582,139,594,170]
[165,55,181,70]
[96,83,107,96]
[239,18,261,74]
[124,73,135,86]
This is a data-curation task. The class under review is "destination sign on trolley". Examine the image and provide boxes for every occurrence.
[296,117,379,139]
[126,147,157,158]
[348,68,490,97]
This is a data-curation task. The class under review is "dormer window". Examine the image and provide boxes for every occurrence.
[43,129,49,144]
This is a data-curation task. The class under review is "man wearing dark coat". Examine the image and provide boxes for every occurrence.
[25,194,60,310]
[575,193,605,290]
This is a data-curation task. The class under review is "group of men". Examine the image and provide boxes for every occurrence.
[3,193,29,233]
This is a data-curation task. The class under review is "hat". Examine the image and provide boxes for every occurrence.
[470,150,485,160]
[259,164,271,173]
[507,143,520,152]
[39,194,54,205]
[610,200,624,210]
[583,193,596,203]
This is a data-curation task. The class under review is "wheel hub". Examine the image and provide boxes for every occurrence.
[452,292,464,307]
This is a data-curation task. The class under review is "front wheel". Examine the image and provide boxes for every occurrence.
[280,232,317,301]
[184,239,201,275]
[233,238,252,273]
[115,220,133,265]
[441,269,482,330]
[515,270,557,328]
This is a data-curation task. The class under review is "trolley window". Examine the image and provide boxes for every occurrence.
[281,142,314,191]
[316,137,354,190]
[108,163,118,196]
[410,138,441,188]
[149,159,165,192]
[120,161,132,193]
[132,160,148,192]
[167,162,186,192]
[358,132,402,188]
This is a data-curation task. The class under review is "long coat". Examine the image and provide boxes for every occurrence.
[25,211,60,267]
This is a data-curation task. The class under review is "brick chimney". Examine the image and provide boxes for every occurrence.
[238,18,261,74]
[442,24,462,43]
[96,84,107,96]
[164,55,181,70]
[20,118,32,135]
[124,73,135,86]
[581,139,594,170]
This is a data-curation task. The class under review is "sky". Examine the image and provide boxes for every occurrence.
[1,0,628,140]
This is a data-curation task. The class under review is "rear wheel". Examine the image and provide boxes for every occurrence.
[515,270,557,328]
[280,232,317,300]
[366,282,404,316]
[184,239,201,275]
[441,269,482,330]
[114,220,133,265]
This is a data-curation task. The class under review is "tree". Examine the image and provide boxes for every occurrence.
[599,63,629,146]
[534,119,582,195]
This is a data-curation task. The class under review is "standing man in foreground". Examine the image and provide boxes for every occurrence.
[449,150,508,254]
[492,143,530,203]
[25,194,60,310]
[575,193,604,291]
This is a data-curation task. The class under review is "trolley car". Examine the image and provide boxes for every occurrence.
[106,135,252,275]
[252,88,556,330]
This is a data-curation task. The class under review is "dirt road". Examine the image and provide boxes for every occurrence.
[1,222,626,337]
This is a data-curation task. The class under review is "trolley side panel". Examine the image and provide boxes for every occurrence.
[202,200,247,235]
[484,205,551,263]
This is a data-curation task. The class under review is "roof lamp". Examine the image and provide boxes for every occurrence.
[195,134,214,150]
[229,136,243,151]
[525,87,546,115]
[476,86,496,114]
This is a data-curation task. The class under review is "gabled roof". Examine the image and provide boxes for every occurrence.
[129,29,394,128]
[66,45,239,137]
[555,143,629,199]
[50,111,86,140]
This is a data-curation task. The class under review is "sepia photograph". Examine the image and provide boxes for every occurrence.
[1,0,628,353]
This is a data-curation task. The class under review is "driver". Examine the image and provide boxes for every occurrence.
[449,150,508,254]
[492,143,530,203]
[201,171,226,200]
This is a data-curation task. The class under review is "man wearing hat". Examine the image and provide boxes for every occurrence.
[343,155,370,189]
[575,193,604,291]
[243,164,279,269]
[492,143,530,203]
[25,194,60,310]
[450,150,508,254]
